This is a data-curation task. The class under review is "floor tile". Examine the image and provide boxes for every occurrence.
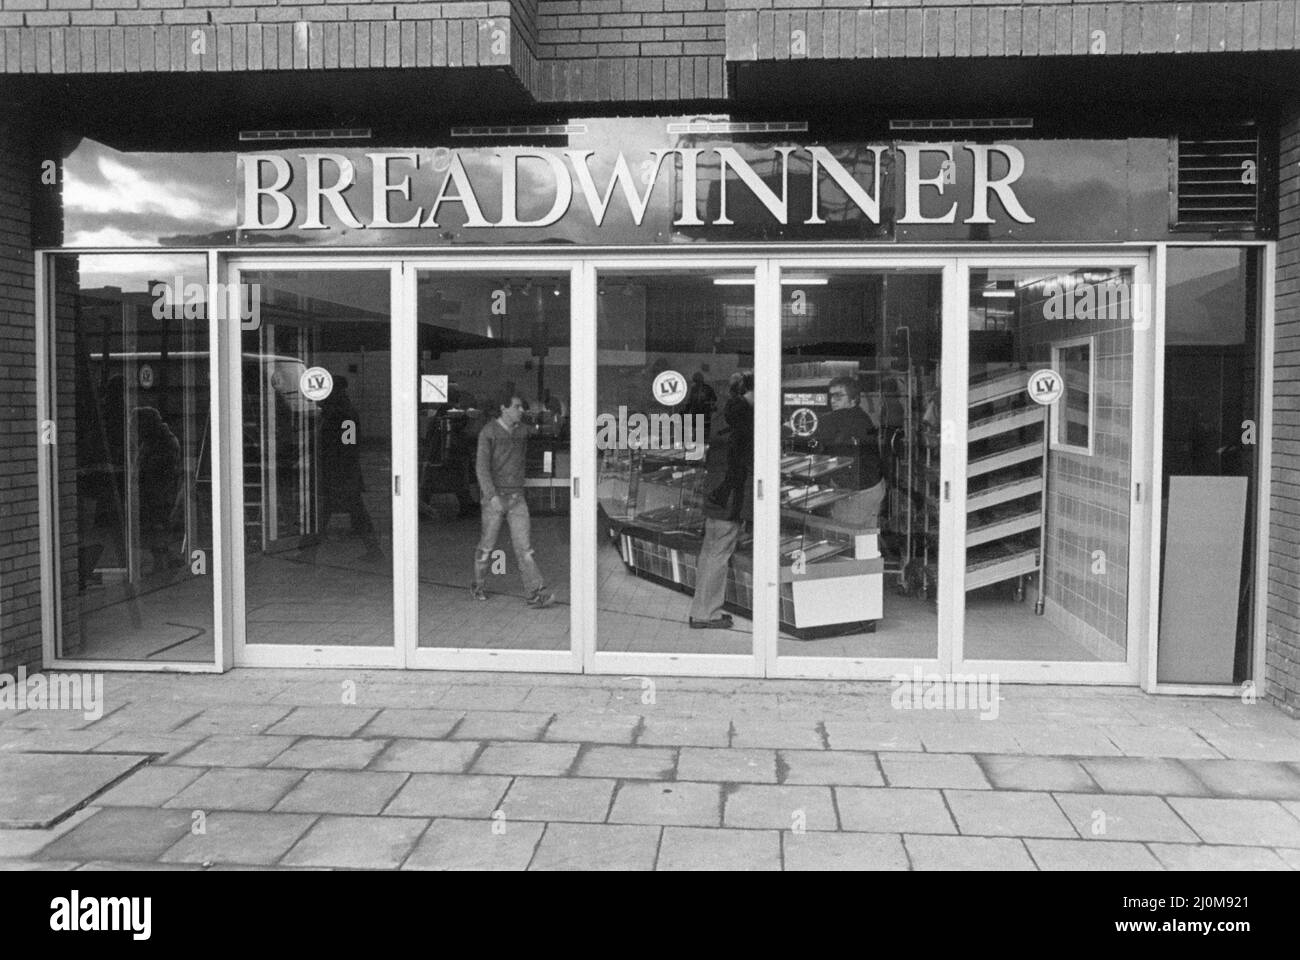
[472,742,580,777]
[730,720,824,750]
[545,714,640,745]
[1148,843,1292,871]
[608,781,722,827]
[904,834,1036,870]
[678,747,777,784]
[356,709,463,740]
[657,827,782,871]
[268,737,386,771]
[170,735,297,768]
[373,739,481,774]
[1167,797,1300,847]
[282,815,428,869]
[836,787,957,834]
[40,807,191,863]
[572,745,676,780]
[723,784,837,831]
[1080,757,1207,797]
[879,753,992,789]
[165,767,304,812]
[1182,760,1300,800]
[274,770,409,815]
[95,765,204,807]
[160,811,317,866]
[403,817,545,871]
[979,756,1096,793]
[1025,838,1163,871]
[529,823,660,871]
[383,774,512,819]
[452,711,553,742]
[944,790,1077,838]
[266,706,379,738]
[637,717,731,748]
[783,832,909,871]
[499,777,616,823]
[1054,793,1200,843]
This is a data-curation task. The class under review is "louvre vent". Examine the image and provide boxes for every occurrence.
[1175,131,1261,227]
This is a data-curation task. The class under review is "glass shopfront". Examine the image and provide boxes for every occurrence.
[35,118,1274,688]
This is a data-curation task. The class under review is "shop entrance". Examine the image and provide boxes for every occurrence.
[214,253,1150,679]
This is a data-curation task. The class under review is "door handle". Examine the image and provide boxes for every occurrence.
[943,480,950,502]
[756,478,764,500]
[394,475,401,496]
[573,476,580,499]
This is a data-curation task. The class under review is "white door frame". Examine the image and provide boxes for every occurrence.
[951,252,1153,685]
[398,257,584,674]
[225,258,407,668]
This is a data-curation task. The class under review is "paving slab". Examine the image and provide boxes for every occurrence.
[84,700,203,733]
[879,753,992,789]
[266,706,379,738]
[403,817,545,871]
[1054,793,1200,843]
[499,777,616,823]
[919,726,1024,755]
[835,787,957,835]
[383,774,512,819]
[944,790,1077,838]
[160,811,317,866]
[436,686,532,711]
[95,765,204,807]
[729,720,824,750]
[1147,843,1292,871]
[356,708,463,740]
[274,770,409,815]
[723,784,838,831]
[165,767,305,812]
[0,807,97,860]
[1167,797,1300,847]
[90,733,204,760]
[608,781,723,827]
[1100,726,1223,759]
[978,755,1096,793]
[472,742,580,777]
[782,831,909,871]
[176,705,294,736]
[1080,757,1207,797]
[657,827,782,871]
[822,722,924,753]
[0,753,148,827]
[904,834,1037,870]
[1181,759,1300,800]
[452,711,554,742]
[778,750,884,787]
[637,717,730,748]
[40,807,194,862]
[373,739,481,774]
[544,713,639,745]
[282,815,428,869]
[678,747,777,784]
[529,823,660,871]
[1025,838,1164,871]
[268,737,386,770]
[170,735,297,768]
[1196,729,1300,762]
[572,745,676,780]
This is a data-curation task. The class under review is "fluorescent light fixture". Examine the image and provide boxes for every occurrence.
[712,277,829,286]
[890,118,1033,131]
[982,290,1017,298]
[239,128,371,142]
[451,124,588,137]
[667,121,808,135]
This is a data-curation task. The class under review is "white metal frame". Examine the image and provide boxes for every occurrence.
[33,240,1277,693]
[1049,334,1096,457]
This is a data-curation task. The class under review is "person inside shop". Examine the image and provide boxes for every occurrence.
[683,370,719,438]
[471,389,555,608]
[814,376,886,529]
[136,406,184,576]
[313,375,385,564]
[688,372,754,629]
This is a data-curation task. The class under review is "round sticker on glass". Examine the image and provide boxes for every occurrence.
[652,370,688,406]
[1027,369,1064,406]
[789,408,819,437]
[138,364,155,390]
[299,367,334,402]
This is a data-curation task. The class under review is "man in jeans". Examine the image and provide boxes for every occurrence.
[471,391,554,607]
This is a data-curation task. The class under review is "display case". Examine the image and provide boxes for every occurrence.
[597,404,883,639]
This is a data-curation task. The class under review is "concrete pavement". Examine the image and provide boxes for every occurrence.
[1,670,1299,870]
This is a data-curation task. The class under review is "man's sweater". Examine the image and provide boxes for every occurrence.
[476,419,529,499]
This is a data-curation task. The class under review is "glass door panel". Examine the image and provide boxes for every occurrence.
[413,271,572,651]
[772,269,944,662]
[962,265,1136,664]
[239,269,396,648]
[594,270,756,656]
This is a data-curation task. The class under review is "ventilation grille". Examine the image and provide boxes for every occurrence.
[1175,131,1260,227]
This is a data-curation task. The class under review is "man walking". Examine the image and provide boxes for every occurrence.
[472,390,554,607]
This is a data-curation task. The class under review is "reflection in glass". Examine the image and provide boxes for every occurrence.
[52,254,215,661]
[596,274,755,655]
[777,272,942,659]
[241,271,393,646]
[965,267,1133,662]
[415,275,571,650]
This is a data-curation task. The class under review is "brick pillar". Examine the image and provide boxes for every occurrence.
[1268,112,1300,715]
[0,115,43,673]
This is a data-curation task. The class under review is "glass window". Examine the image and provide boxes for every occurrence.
[50,254,216,662]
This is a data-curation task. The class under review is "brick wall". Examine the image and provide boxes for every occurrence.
[1269,113,1300,715]
[0,115,42,674]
